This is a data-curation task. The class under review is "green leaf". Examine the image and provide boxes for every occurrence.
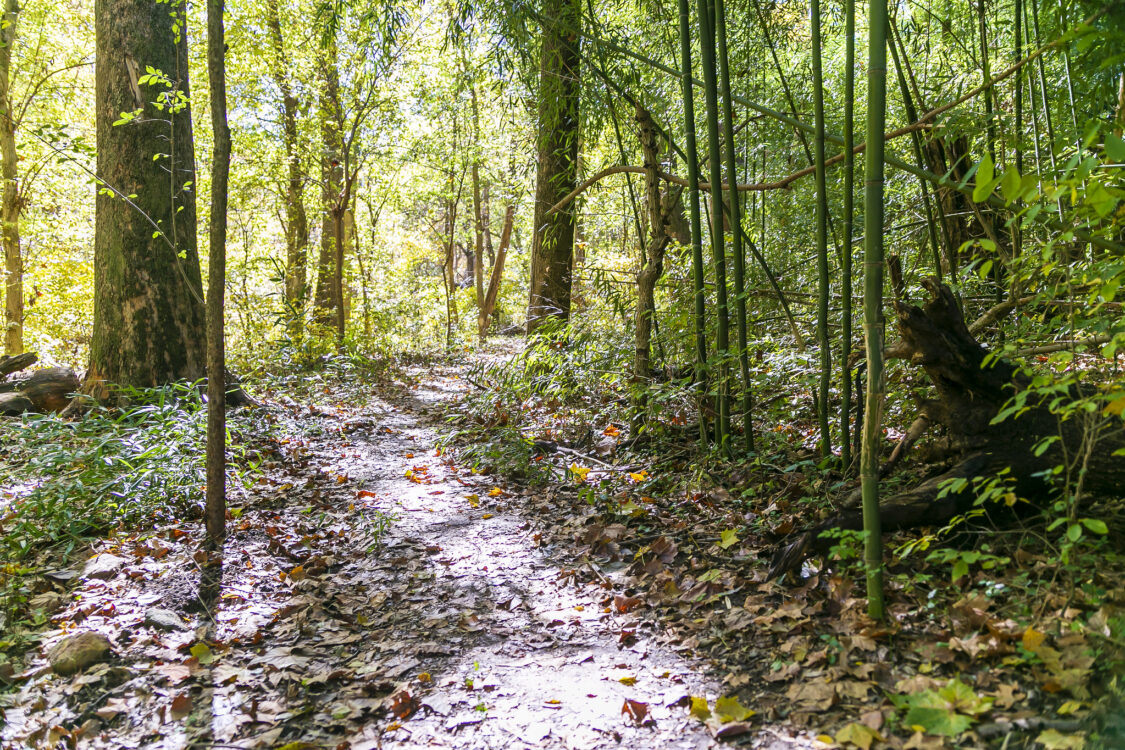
[1106,133,1125,162]
[1080,518,1108,535]
[951,558,969,583]
[190,642,214,665]
[1000,166,1022,203]
[1067,523,1083,543]
[903,706,975,737]
[717,528,740,549]
[977,153,994,186]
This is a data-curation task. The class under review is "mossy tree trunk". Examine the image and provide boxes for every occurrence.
[88,0,206,393]
[1,0,21,356]
[526,0,580,333]
[265,0,308,336]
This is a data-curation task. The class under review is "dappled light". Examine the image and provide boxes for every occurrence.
[2,0,1124,747]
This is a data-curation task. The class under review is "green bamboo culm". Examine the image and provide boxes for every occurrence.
[839,0,855,471]
[678,0,709,446]
[861,0,888,621]
[714,0,753,454]
[811,0,832,460]
[697,0,730,452]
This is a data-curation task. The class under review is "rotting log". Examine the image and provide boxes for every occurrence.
[0,366,79,415]
[0,351,36,377]
[769,278,1125,578]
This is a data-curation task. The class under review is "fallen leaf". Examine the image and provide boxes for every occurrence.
[189,643,214,665]
[170,693,192,720]
[622,698,649,726]
[689,696,711,720]
[714,695,754,723]
[389,689,418,720]
[836,722,883,750]
[1035,729,1086,749]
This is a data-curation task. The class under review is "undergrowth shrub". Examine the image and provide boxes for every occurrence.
[0,382,250,560]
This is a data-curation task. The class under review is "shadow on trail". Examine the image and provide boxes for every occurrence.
[205,367,720,749]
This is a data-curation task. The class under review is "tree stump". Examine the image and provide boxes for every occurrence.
[770,279,1125,577]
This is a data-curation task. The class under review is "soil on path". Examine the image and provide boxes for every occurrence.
[3,366,732,749]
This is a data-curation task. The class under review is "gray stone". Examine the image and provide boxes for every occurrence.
[48,631,113,676]
[83,553,128,580]
[144,607,187,631]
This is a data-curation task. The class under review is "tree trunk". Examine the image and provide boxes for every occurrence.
[88,0,206,394]
[479,204,514,336]
[0,0,20,357]
[265,0,308,335]
[526,0,580,333]
[205,0,230,543]
[314,46,342,325]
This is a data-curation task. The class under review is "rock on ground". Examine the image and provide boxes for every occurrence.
[48,632,113,676]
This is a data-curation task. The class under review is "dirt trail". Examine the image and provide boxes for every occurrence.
[4,367,723,749]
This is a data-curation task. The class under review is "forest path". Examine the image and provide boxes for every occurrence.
[5,362,727,749]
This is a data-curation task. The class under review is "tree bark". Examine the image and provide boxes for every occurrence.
[526,0,580,333]
[88,0,206,394]
[265,0,308,334]
[205,0,230,543]
[314,45,342,325]
[479,204,514,336]
[0,0,20,356]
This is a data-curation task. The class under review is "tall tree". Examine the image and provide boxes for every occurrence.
[715,0,753,453]
[205,0,230,543]
[839,0,855,470]
[0,0,21,355]
[313,44,343,325]
[677,0,707,444]
[698,0,730,449]
[526,0,580,333]
[88,0,206,393]
[811,0,832,459]
[861,0,888,620]
[265,0,309,335]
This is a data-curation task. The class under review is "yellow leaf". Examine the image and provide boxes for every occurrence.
[628,470,649,483]
[1103,394,1125,417]
[836,722,882,750]
[189,643,213,665]
[714,695,755,723]
[603,425,620,437]
[618,676,637,686]
[1023,626,1047,652]
[1035,729,1086,749]
[689,696,710,720]
[1057,700,1084,715]
[417,673,432,683]
[466,494,480,508]
[482,513,494,519]
[570,464,591,482]
[488,487,503,497]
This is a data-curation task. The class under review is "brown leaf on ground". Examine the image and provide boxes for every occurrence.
[389,688,418,720]
[622,698,650,726]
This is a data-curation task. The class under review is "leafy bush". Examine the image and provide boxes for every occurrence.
[2,382,217,560]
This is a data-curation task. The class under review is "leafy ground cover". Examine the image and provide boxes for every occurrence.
[2,347,1123,749]
[446,337,1125,749]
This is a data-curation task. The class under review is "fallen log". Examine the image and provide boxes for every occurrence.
[0,352,37,377]
[0,366,80,415]
[770,279,1125,578]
